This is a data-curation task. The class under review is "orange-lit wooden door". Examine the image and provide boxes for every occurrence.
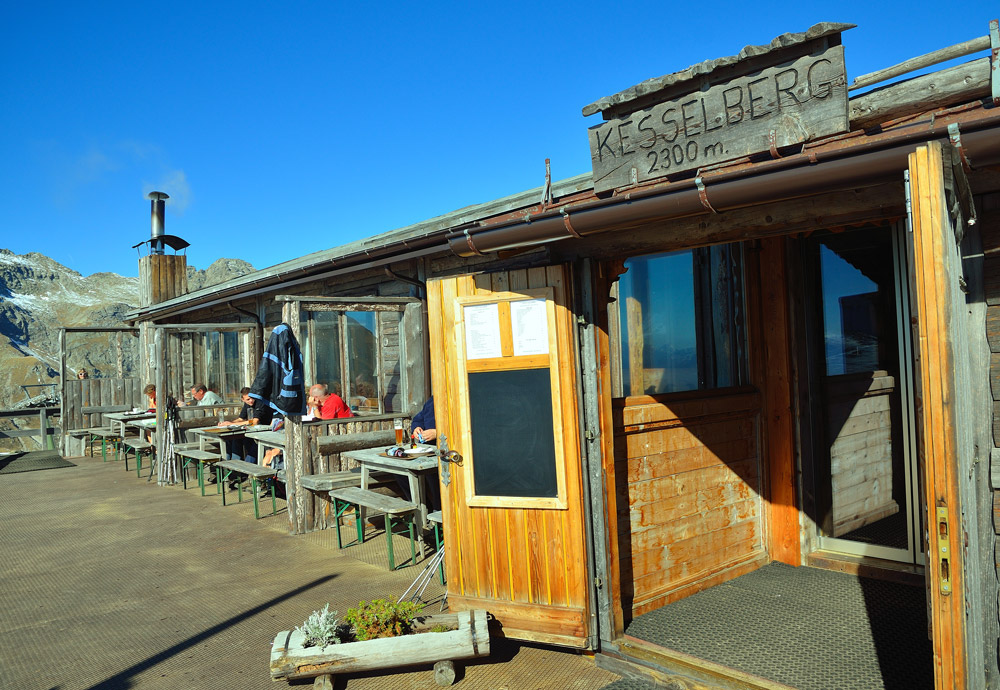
[907,140,980,690]
[427,265,590,648]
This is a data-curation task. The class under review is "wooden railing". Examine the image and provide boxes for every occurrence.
[0,406,61,450]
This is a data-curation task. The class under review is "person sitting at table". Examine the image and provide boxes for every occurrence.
[182,383,224,406]
[302,394,321,421]
[395,397,439,510]
[309,383,353,419]
[143,384,157,413]
[410,396,436,445]
[219,387,273,466]
[77,368,89,380]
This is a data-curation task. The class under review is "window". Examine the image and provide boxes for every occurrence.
[616,243,748,396]
[202,331,244,401]
[307,308,403,415]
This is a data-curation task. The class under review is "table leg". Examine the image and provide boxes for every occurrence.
[359,466,370,531]
[408,472,426,553]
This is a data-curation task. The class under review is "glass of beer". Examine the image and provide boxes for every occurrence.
[394,418,404,444]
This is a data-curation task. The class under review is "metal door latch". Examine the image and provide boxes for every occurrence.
[936,507,952,595]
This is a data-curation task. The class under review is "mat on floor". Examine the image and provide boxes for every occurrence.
[626,562,932,690]
[0,451,76,475]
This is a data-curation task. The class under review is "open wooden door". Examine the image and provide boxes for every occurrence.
[427,265,591,648]
[907,140,982,689]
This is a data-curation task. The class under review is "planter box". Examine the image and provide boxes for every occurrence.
[270,609,490,682]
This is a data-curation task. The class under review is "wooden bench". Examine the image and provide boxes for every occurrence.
[68,427,108,458]
[216,459,278,519]
[87,427,120,462]
[329,487,417,570]
[175,448,224,495]
[121,437,154,475]
[427,510,445,584]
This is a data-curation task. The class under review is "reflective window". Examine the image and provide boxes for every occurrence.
[618,243,747,396]
[310,310,394,415]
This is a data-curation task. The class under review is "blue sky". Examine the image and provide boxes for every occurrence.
[1,1,995,278]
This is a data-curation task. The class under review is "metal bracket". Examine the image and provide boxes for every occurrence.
[990,19,999,105]
[768,130,783,158]
[936,507,952,595]
[695,175,719,213]
[561,207,583,239]
[540,158,553,208]
[947,123,972,171]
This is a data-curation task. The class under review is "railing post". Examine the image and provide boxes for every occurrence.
[38,408,48,450]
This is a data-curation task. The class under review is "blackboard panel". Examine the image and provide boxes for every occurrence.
[469,368,557,498]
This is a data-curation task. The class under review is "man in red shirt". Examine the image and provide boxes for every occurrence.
[309,383,353,419]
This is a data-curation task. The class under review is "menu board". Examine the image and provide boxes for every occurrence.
[464,303,502,359]
[510,299,548,357]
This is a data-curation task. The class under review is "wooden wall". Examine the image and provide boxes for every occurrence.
[139,254,188,308]
[982,193,1000,685]
[825,372,898,536]
[284,416,407,535]
[63,377,143,431]
[612,390,766,616]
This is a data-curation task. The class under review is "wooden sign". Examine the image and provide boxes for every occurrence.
[588,45,848,193]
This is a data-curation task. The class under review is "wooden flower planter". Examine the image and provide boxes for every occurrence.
[269,609,490,685]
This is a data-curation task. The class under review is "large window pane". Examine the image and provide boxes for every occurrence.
[313,312,343,398]
[345,312,378,413]
[619,243,747,396]
[222,331,241,398]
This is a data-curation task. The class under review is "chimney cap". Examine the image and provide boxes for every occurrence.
[146,191,170,201]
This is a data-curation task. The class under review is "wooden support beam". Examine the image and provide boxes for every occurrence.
[850,58,992,131]
[758,237,799,566]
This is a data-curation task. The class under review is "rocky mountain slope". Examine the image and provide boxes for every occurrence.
[0,249,254,411]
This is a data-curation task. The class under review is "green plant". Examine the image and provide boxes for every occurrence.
[296,604,346,649]
[344,598,425,641]
[429,623,451,633]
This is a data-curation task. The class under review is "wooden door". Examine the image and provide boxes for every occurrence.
[427,265,591,648]
[907,140,981,689]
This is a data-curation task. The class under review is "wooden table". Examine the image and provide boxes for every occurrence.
[106,411,155,438]
[193,425,271,460]
[246,429,285,456]
[341,446,439,550]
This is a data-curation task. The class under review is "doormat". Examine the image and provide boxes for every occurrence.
[0,451,76,475]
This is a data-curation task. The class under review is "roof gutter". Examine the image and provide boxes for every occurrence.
[446,111,1000,257]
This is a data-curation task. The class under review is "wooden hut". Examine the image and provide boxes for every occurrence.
[111,19,1000,690]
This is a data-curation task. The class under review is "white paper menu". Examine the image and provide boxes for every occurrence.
[511,298,548,356]
[464,303,502,359]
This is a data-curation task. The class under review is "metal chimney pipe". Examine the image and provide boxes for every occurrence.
[147,191,169,255]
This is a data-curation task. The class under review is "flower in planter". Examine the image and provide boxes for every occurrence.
[296,604,349,649]
[344,598,425,641]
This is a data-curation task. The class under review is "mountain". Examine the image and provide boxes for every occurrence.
[0,250,254,447]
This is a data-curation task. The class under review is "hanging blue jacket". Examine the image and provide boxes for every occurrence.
[249,323,306,416]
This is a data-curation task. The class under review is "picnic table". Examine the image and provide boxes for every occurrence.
[341,446,439,552]
[192,424,271,459]
[105,411,155,438]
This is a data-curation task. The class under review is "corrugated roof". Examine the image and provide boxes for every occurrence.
[581,22,855,118]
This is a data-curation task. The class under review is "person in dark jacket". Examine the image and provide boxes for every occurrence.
[220,387,273,465]
[410,396,436,444]
[248,323,306,416]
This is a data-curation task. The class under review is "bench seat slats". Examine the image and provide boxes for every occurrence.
[329,487,415,515]
[217,459,276,479]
